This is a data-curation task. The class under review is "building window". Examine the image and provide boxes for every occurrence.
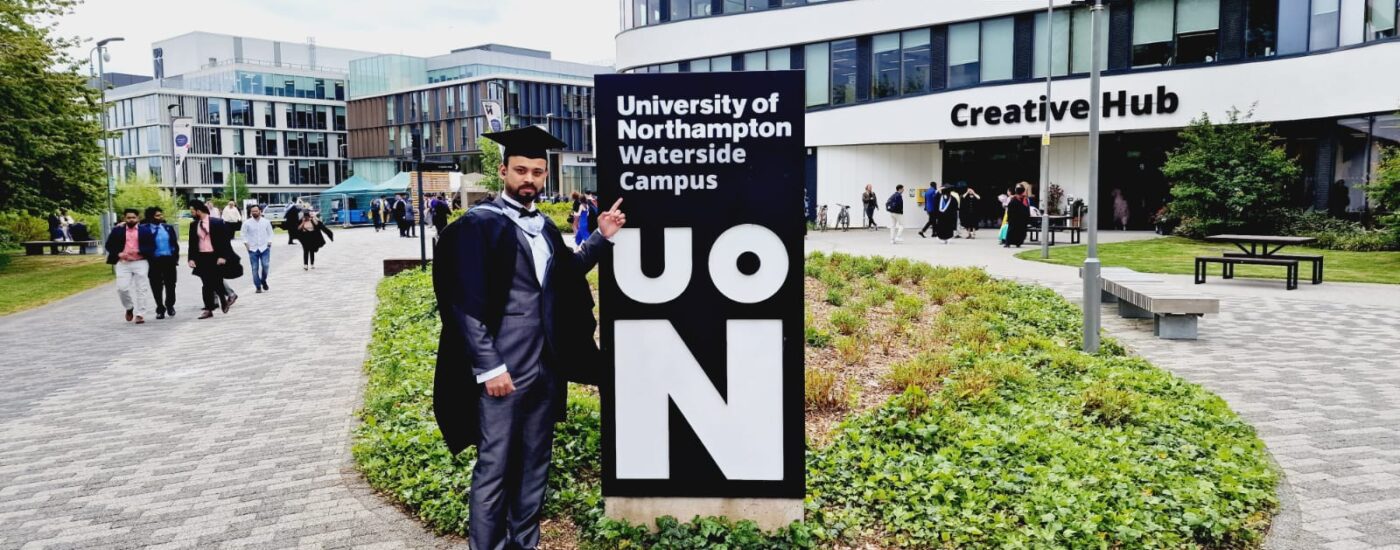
[1246,0,1280,57]
[234,158,257,185]
[767,48,791,70]
[232,129,245,156]
[690,57,712,72]
[692,0,711,16]
[723,0,743,13]
[744,51,767,71]
[148,157,162,183]
[334,107,346,131]
[1133,0,1176,67]
[671,0,689,20]
[747,0,767,10]
[229,99,252,126]
[711,55,733,72]
[1366,0,1398,39]
[256,130,278,156]
[659,62,680,72]
[1071,5,1110,73]
[871,33,900,99]
[830,38,858,104]
[901,29,931,94]
[635,0,647,26]
[1278,0,1311,54]
[267,160,279,185]
[981,17,1015,82]
[649,0,663,23]
[1176,0,1221,64]
[264,102,275,127]
[947,22,980,88]
[1310,0,1341,50]
[1034,10,1071,77]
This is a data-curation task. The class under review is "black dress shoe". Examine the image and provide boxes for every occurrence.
[167,308,176,317]
[222,295,236,314]
[156,312,165,320]
[198,310,214,319]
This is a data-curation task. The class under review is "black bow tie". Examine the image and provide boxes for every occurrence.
[510,204,539,218]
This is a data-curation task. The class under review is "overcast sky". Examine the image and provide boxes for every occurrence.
[55,0,620,76]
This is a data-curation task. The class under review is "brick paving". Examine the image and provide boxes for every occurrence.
[0,228,457,549]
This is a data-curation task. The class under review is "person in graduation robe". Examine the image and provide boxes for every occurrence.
[1003,186,1031,248]
[934,183,960,243]
[432,126,626,550]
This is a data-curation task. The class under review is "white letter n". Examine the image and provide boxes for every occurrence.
[614,319,783,481]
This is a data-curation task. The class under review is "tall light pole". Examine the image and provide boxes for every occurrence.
[91,37,124,241]
[1039,0,1054,259]
[1080,0,1105,353]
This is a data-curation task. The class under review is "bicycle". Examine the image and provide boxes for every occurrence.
[835,204,851,231]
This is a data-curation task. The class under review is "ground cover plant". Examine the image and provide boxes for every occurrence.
[354,253,1277,548]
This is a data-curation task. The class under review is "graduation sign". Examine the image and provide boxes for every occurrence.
[597,71,805,499]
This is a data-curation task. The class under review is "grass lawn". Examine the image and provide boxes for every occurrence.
[1017,236,1400,285]
[0,251,112,316]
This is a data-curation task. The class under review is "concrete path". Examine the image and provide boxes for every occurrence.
[0,228,454,549]
[807,228,1400,549]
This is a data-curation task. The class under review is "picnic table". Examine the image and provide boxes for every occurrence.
[1027,215,1080,245]
[1195,234,1323,289]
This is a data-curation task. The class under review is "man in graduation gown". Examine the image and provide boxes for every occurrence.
[432,126,626,550]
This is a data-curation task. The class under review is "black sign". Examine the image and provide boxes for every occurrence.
[596,72,806,499]
[952,85,1180,127]
[417,161,459,171]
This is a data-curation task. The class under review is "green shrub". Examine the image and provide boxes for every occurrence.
[113,178,183,219]
[804,324,832,348]
[892,294,924,321]
[833,335,864,365]
[1162,109,1300,238]
[883,352,951,392]
[538,201,575,233]
[1081,382,1143,426]
[823,286,847,307]
[0,212,48,248]
[828,308,866,336]
[806,370,847,412]
[1370,145,1400,244]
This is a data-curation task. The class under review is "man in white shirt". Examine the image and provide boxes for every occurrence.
[242,205,274,293]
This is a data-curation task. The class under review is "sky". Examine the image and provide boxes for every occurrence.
[53,0,620,76]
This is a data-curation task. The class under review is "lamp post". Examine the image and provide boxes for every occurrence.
[91,36,124,242]
[1079,0,1106,353]
[1040,0,1054,260]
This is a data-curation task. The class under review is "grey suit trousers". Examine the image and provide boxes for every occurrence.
[470,370,556,550]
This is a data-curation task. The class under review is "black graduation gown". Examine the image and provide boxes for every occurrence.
[1005,198,1030,246]
[293,221,334,252]
[431,209,601,455]
[935,193,960,240]
[960,194,980,230]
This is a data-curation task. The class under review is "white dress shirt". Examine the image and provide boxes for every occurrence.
[242,216,274,252]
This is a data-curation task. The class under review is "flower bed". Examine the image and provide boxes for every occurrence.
[353,253,1277,548]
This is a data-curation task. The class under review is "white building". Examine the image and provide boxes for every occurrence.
[616,0,1400,227]
[103,32,382,204]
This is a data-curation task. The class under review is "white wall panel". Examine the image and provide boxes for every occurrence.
[815,142,939,227]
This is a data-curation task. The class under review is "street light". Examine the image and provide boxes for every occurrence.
[1071,0,1107,353]
[90,36,124,242]
[1039,1,1054,260]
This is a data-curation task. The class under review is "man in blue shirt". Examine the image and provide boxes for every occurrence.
[143,207,181,319]
[918,182,939,239]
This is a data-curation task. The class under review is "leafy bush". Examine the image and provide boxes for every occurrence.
[1369,145,1400,245]
[113,178,184,220]
[805,370,846,412]
[1162,109,1301,238]
[828,308,865,336]
[0,211,48,249]
[538,201,576,234]
[892,294,924,321]
[356,256,1277,549]
[1277,209,1399,251]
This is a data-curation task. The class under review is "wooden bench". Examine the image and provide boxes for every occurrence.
[1027,225,1082,245]
[1223,252,1323,284]
[22,240,98,255]
[1194,256,1299,290]
[1090,267,1220,340]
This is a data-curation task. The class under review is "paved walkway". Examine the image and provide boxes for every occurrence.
[807,228,1400,549]
[0,228,454,549]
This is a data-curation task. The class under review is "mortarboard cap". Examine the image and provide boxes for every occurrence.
[482,125,567,161]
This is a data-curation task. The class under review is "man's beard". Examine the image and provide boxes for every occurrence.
[508,184,538,205]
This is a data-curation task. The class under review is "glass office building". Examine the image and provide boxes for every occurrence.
[346,45,609,197]
[617,0,1400,226]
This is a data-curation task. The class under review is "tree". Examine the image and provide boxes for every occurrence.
[1161,109,1301,238]
[221,173,250,204]
[113,177,183,220]
[477,136,504,192]
[1369,144,1400,244]
[0,0,106,215]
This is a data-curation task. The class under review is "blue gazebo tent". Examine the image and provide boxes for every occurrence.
[318,175,385,225]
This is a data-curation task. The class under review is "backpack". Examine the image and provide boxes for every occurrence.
[885,194,898,213]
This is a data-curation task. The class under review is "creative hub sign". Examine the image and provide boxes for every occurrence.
[596,72,805,498]
[951,86,1180,127]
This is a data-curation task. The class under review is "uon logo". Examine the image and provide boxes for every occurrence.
[611,225,787,481]
[174,135,188,147]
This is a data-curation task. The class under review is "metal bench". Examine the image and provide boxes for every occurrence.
[1085,267,1221,340]
[1194,256,1299,290]
[1223,252,1322,284]
[1027,225,1082,245]
[22,240,98,255]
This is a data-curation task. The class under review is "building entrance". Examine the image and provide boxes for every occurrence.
[943,138,1041,227]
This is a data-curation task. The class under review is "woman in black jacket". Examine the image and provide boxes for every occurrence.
[293,212,334,270]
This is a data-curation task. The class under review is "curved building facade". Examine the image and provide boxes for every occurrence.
[616,0,1400,227]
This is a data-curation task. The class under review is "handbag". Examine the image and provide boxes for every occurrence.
[997,211,1010,241]
[220,255,244,279]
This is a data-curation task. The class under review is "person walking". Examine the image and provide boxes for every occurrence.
[934,183,960,244]
[861,184,878,229]
[143,207,180,319]
[105,209,156,324]
[432,126,625,550]
[430,194,452,237]
[370,196,386,232]
[243,204,274,292]
[222,201,243,233]
[1112,188,1131,230]
[1003,186,1031,248]
[918,182,939,238]
[187,200,237,319]
[293,211,334,270]
[392,193,409,237]
[960,186,981,239]
[886,184,905,244]
[406,197,418,237]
